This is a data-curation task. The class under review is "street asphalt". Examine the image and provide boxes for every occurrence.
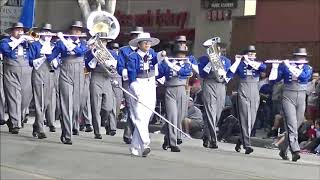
[1,120,319,179]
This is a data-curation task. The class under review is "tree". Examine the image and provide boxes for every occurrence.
[78,0,116,21]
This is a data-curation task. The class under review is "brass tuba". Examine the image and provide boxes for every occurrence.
[86,10,120,75]
[206,41,225,83]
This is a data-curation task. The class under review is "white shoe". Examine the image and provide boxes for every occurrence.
[129,147,140,157]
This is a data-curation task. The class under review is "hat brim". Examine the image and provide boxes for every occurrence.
[293,53,308,56]
[5,26,28,34]
[130,31,143,34]
[129,37,160,47]
[70,25,87,31]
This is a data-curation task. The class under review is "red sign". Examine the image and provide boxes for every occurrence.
[207,9,232,21]
[115,9,188,29]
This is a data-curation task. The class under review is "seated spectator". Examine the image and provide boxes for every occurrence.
[300,119,320,154]
[265,133,286,149]
[217,107,240,142]
[182,98,204,138]
[306,73,320,123]
[267,114,285,138]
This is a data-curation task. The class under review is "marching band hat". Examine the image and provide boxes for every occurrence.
[5,22,28,33]
[175,35,187,42]
[293,47,308,56]
[203,37,221,47]
[129,32,160,47]
[110,42,120,49]
[246,45,256,53]
[70,20,84,29]
[130,26,144,34]
[173,44,188,53]
[41,23,52,31]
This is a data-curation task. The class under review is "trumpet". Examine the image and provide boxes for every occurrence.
[264,59,308,64]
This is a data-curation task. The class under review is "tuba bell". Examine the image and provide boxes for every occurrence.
[205,37,226,83]
[86,10,120,75]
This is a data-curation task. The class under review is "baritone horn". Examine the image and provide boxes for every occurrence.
[86,10,120,75]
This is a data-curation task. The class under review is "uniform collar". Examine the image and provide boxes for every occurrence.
[137,49,148,58]
[67,37,80,43]
[130,45,137,51]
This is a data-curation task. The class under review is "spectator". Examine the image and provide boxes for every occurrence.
[306,73,320,123]
[267,114,285,138]
[182,98,204,138]
[300,120,320,154]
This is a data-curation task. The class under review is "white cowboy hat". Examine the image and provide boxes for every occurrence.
[203,36,221,47]
[129,32,160,47]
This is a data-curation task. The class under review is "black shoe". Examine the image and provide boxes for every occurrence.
[203,136,209,148]
[94,134,102,139]
[292,152,301,162]
[209,141,218,149]
[38,133,47,139]
[11,127,19,134]
[49,126,56,132]
[142,147,151,157]
[79,125,85,131]
[235,139,241,152]
[162,138,169,150]
[72,129,79,136]
[170,146,181,152]
[245,147,254,154]
[123,137,132,144]
[177,139,182,145]
[110,130,116,136]
[63,138,72,145]
[85,125,93,132]
[32,125,38,137]
[279,151,289,160]
[7,120,13,132]
[0,119,6,125]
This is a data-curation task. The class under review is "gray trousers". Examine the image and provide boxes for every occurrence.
[80,74,92,126]
[0,62,5,121]
[202,79,226,143]
[123,80,134,139]
[59,58,84,139]
[111,76,123,119]
[280,90,306,153]
[54,69,61,121]
[90,72,116,135]
[3,57,33,128]
[164,86,187,147]
[237,79,260,148]
[32,61,56,133]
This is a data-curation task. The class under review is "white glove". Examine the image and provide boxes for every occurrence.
[269,63,279,80]
[57,32,76,52]
[191,64,199,74]
[88,58,97,69]
[165,58,181,72]
[218,69,226,77]
[40,42,52,55]
[122,69,129,81]
[51,59,59,69]
[157,50,166,63]
[8,37,25,50]
[283,59,291,67]
[229,56,242,73]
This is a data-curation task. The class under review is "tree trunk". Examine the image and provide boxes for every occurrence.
[78,0,92,21]
[104,0,116,15]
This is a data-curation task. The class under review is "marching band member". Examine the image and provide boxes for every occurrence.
[84,33,118,139]
[47,21,88,145]
[158,44,192,152]
[127,32,160,157]
[0,22,33,134]
[29,23,58,138]
[117,26,144,144]
[269,48,312,162]
[173,35,199,145]
[227,45,266,154]
[0,49,6,126]
[198,37,231,149]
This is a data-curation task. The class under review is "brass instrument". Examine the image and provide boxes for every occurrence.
[207,41,225,83]
[86,10,120,75]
